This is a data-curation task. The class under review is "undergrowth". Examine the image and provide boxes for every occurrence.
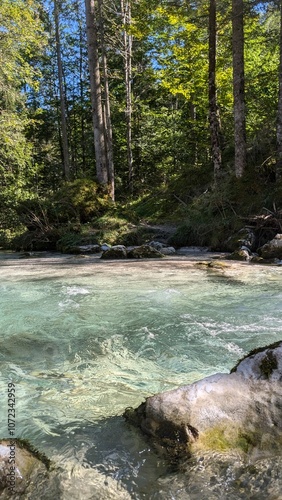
[2,169,282,252]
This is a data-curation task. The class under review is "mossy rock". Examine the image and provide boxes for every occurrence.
[226,249,250,261]
[101,245,127,259]
[250,255,264,264]
[195,260,230,269]
[125,341,282,462]
[127,245,164,259]
[231,340,282,380]
[195,425,259,454]
[0,438,51,497]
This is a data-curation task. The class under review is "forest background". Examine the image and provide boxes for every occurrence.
[0,0,282,252]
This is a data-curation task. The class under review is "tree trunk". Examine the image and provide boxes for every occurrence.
[209,0,222,181]
[98,0,115,201]
[54,0,70,180]
[232,0,246,178]
[76,0,86,174]
[276,0,282,181]
[121,0,133,193]
[85,0,108,185]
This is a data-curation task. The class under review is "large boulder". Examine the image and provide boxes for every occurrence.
[147,241,176,255]
[101,245,127,259]
[127,245,164,259]
[124,341,282,459]
[148,241,165,251]
[160,246,176,256]
[258,234,282,259]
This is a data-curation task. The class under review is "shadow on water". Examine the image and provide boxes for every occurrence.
[39,415,170,498]
[33,415,282,500]
[205,270,247,287]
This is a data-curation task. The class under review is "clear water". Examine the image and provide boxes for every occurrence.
[0,253,282,499]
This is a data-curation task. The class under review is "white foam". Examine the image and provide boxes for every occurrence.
[62,286,90,296]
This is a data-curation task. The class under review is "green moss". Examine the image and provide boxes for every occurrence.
[230,341,282,373]
[198,427,232,452]
[196,426,258,454]
[259,350,278,379]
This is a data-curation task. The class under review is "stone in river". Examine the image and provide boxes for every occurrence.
[124,341,282,459]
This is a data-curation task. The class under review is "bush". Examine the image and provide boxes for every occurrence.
[168,185,241,249]
[12,228,61,251]
[56,230,99,253]
[53,179,111,223]
[15,179,112,233]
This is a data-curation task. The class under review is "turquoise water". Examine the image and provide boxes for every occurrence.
[0,253,281,498]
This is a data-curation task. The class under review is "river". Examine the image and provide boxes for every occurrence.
[0,252,281,498]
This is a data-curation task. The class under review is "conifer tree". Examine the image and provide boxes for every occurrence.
[232,0,246,177]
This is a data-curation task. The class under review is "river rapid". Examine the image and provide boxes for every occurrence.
[0,252,281,499]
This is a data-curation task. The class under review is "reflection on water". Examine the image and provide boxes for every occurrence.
[0,254,281,498]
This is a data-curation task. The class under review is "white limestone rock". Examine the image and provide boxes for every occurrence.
[124,341,282,458]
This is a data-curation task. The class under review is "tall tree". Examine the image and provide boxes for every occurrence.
[85,0,108,185]
[232,0,246,178]
[209,0,222,181]
[121,0,133,192]
[54,0,70,180]
[277,0,282,180]
[98,0,115,200]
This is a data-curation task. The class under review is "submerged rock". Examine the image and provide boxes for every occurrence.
[124,341,282,459]
[0,439,51,498]
[0,440,131,499]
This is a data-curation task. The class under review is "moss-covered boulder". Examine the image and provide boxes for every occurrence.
[127,245,164,259]
[101,245,127,259]
[0,439,51,498]
[124,341,282,459]
[226,249,250,261]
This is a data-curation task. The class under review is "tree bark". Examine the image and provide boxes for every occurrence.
[54,0,70,180]
[121,0,133,193]
[276,0,282,181]
[85,0,108,185]
[98,0,115,200]
[232,0,246,178]
[209,0,222,181]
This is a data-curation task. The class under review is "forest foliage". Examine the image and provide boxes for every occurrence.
[0,0,282,250]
